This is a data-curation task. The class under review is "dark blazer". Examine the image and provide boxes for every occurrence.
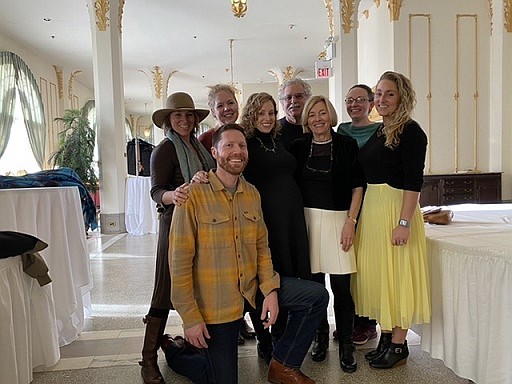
[289,130,365,211]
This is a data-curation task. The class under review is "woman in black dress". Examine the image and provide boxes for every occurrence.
[240,92,311,363]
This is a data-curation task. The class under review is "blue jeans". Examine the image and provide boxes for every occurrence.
[259,277,329,368]
[205,318,242,384]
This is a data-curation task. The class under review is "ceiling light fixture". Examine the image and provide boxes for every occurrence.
[231,0,247,18]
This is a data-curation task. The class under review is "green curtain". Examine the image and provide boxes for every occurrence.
[12,53,46,168]
[0,52,16,159]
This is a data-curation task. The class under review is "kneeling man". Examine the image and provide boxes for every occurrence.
[170,124,328,383]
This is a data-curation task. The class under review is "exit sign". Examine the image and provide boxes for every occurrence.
[315,60,332,78]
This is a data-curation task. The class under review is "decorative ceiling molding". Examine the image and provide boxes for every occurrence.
[505,0,512,32]
[151,66,164,99]
[268,66,304,85]
[68,70,82,101]
[118,0,125,33]
[341,0,355,34]
[94,0,110,31]
[138,66,178,99]
[374,0,381,6]
[387,0,403,21]
[53,65,63,99]
[324,0,335,37]
[363,9,370,19]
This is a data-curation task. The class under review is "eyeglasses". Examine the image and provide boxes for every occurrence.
[281,93,306,102]
[344,96,370,105]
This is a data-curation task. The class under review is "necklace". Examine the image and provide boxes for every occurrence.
[312,138,332,144]
[255,136,277,153]
[306,140,333,174]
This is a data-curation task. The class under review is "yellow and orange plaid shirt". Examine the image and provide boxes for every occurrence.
[170,170,280,329]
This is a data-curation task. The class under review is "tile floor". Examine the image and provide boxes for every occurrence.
[31,231,470,384]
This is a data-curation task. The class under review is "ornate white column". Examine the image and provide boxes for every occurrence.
[327,0,359,120]
[87,0,127,233]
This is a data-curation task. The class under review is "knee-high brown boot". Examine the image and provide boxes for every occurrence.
[139,315,167,384]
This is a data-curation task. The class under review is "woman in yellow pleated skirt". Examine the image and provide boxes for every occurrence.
[352,71,431,369]
[353,184,430,329]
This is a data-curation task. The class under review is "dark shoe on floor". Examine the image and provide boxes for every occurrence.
[240,319,256,339]
[364,332,392,361]
[353,324,378,345]
[237,332,245,345]
[257,342,273,365]
[339,343,357,373]
[268,358,315,384]
[332,329,338,341]
[369,341,409,369]
[311,331,329,362]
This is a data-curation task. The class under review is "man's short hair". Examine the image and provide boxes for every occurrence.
[277,78,312,102]
[212,123,246,148]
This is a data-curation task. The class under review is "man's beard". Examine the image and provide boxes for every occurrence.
[217,155,246,176]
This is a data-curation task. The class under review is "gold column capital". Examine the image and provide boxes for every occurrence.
[94,0,110,31]
[341,0,355,34]
[387,0,403,22]
[505,0,512,32]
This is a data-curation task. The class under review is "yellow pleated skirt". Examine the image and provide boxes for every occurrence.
[352,184,431,331]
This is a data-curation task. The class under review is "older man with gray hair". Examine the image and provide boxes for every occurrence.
[277,78,312,151]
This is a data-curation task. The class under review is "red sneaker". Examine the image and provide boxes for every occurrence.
[353,324,377,345]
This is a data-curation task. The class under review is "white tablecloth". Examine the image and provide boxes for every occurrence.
[125,176,158,236]
[420,204,512,384]
[0,256,60,384]
[0,186,93,346]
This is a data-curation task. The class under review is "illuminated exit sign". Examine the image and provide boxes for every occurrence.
[315,60,332,78]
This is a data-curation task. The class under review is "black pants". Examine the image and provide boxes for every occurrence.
[312,272,355,344]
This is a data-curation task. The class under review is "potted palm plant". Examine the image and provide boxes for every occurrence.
[49,107,98,190]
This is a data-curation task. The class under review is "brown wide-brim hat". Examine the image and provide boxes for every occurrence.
[152,92,209,128]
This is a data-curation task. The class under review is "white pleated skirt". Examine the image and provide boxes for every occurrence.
[304,207,357,275]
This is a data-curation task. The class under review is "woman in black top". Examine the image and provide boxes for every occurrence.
[241,92,311,363]
[290,95,364,373]
[352,71,431,369]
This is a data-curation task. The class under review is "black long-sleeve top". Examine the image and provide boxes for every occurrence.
[358,120,427,192]
[290,130,365,211]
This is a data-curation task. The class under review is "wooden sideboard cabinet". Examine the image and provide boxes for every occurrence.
[420,172,502,207]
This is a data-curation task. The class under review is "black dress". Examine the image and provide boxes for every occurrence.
[243,130,311,279]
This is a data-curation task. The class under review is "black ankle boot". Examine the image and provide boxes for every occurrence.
[369,341,409,369]
[364,332,392,361]
[311,331,329,362]
[340,343,357,373]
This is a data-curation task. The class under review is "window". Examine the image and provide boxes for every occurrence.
[0,89,40,175]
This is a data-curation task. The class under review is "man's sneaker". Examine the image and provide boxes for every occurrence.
[353,324,378,345]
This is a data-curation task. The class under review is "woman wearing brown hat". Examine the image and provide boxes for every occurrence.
[140,92,215,384]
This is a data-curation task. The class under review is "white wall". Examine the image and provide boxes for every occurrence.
[353,0,512,197]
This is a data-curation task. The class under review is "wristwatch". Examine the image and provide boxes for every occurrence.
[398,219,410,228]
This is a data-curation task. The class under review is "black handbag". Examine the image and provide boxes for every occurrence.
[162,335,215,384]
